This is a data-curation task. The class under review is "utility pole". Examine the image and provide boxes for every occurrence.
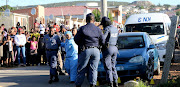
[6,0,8,9]
[160,16,179,84]
[101,0,107,17]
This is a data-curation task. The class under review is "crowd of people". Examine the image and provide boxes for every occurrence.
[0,20,77,67]
[0,13,121,87]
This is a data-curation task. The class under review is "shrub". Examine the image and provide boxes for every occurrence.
[136,80,150,87]
[157,75,180,87]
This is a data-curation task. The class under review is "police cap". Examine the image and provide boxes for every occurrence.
[100,17,112,26]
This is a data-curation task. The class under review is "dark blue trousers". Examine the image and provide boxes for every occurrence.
[102,45,118,83]
[75,48,100,86]
[46,51,58,76]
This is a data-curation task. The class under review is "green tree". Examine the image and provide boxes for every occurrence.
[139,6,144,9]
[163,4,171,9]
[0,5,16,11]
[176,4,180,10]
[150,5,155,8]
[157,3,162,7]
[92,9,101,22]
[108,12,114,22]
[176,11,180,16]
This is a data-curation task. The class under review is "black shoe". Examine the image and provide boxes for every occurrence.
[23,64,26,67]
[26,64,30,66]
[53,78,59,82]
[90,84,96,87]
[114,82,118,87]
[48,80,53,84]
[76,85,81,87]
[108,82,113,87]
[59,72,65,75]
[70,81,75,83]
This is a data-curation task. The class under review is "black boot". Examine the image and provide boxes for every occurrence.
[90,84,96,87]
[76,85,81,87]
[58,68,65,75]
[108,82,113,87]
[113,82,118,87]
[53,75,59,82]
[48,75,53,84]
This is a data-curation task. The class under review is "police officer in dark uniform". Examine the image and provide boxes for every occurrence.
[100,17,119,87]
[74,13,104,87]
[43,27,61,84]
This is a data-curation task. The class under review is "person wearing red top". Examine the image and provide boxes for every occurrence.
[178,25,180,28]
[54,23,59,32]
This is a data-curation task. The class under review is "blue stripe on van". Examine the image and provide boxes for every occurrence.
[157,36,165,39]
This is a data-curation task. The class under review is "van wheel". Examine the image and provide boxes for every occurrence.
[154,58,160,75]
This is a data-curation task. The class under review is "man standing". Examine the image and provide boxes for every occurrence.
[34,20,40,32]
[100,17,119,87]
[0,27,3,66]
[14,28,27,66]
[43,27,60,84]
[74,13,104,87]
[59,25,67,67]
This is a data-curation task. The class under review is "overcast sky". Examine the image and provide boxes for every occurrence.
[0,0,179,7]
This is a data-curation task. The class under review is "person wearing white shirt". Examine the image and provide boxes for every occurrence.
[40,21,45,34]
[14,28,27,66]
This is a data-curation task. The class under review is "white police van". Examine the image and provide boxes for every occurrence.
[124,13,171,62]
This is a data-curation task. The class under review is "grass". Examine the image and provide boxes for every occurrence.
[157,75,180,87]
[137,80,150,87]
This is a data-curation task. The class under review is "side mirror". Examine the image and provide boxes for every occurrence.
[148,44,155,49]
[167,30,170,35]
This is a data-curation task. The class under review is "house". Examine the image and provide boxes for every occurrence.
[12,5,45,29]
[0,12,30,30]
[11,3,123,29]
[45,6,88,29]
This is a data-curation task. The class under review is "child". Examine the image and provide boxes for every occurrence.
[29,36,38,66]
[38,34,46,65]
[61,31,78,83]
[3,34,13,67]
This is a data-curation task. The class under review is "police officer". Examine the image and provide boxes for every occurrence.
[100,17,119,87]
[43,27,61,84]
[74,13,104,87]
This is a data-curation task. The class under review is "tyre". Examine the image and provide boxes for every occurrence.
[154,58,160,75]
[142,53,154,81]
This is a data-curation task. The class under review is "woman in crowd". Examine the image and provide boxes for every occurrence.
[61,31,78,83]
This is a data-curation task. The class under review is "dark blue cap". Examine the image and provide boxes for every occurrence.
[100,16,111,25]
[86,13,95,18]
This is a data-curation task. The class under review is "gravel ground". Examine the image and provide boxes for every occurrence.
[153,49,180,86]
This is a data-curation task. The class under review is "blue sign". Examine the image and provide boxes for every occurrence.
[138,17,151,22]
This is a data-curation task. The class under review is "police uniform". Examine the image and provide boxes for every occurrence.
[101,17,119,87]
[43,34,61,83]
[74,21,104,86]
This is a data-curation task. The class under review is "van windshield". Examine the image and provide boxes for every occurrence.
[125,23,164,35]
